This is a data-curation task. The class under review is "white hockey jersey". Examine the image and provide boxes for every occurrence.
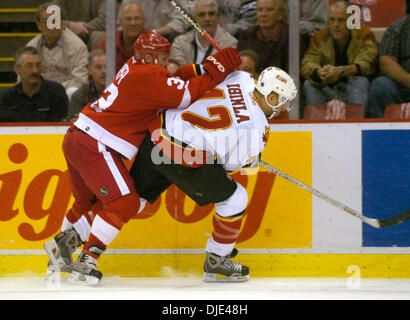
[153,71,269,172]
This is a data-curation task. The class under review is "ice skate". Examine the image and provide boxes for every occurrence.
[68,250,103,286]
[44,228,82,279]
[203,250,250,283]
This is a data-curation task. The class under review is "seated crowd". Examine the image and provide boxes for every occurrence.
[0,0,409,122]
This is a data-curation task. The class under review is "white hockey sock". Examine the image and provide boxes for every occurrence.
[73,214,92,242]
[61,216,73,232]
[90,214,120,246]
[205,238,235,257]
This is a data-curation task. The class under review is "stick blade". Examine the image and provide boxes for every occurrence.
[377,209,410,228]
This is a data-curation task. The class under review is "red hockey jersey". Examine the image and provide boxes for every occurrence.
[74,58,218,160]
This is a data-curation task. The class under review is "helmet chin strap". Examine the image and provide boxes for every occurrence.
[141,54,158,65]
[267,108,279,119]
[254,90,283,119]
[266,96,284,120]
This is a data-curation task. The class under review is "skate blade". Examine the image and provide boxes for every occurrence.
[202,272,251,283]
[44,239,66,268]
[44,267,72,281]
[46,263,72,276]
[68,271,101,286]
[45,267,60,281]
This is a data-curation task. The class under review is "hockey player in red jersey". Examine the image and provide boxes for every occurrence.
[44,30,242,285]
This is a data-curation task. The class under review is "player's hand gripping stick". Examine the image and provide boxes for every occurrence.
[203,48,242,83]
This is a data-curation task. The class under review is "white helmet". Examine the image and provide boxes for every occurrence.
[255,67,297,119]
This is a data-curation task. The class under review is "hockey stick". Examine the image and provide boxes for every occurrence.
[169,0,222,51]
[260,160,410,228]
[169,0,410,228]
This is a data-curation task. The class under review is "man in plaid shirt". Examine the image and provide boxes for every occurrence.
[367,10,410,118]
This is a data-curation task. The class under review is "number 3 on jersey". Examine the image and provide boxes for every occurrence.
[91,83,119,111]
[92,76,184,112]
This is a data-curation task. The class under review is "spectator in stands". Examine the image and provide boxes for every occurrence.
[0,46,68,122]
[297,0,328,37]
[214,0,327,58]
[239,49,260,79]
[94,1,149,73]
[54,0,107,50]
[213,0,257,38]
[237,0,289,72]
[301,0,378,108]
[122,0,190,42]
[367,14,410,118]
[167,0,237,73]
[294,0,329,57]
[27,2,89,100]
[66,50,106,122]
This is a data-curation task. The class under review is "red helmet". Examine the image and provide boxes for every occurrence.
[133,31,170,65]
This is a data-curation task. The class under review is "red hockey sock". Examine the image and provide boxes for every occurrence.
[211,214,243,244]
[83,233,107,259]
[65,200,93,224]
[66,208,82,225]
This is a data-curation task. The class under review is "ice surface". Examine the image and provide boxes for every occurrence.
[0,275,409,300]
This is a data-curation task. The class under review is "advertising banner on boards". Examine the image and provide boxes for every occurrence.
[0,126,312,252]
[0,122,409,278]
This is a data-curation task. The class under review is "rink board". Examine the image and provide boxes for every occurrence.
[0,121,409,278]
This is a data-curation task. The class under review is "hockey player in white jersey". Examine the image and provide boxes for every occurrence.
[130,66,297,282]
